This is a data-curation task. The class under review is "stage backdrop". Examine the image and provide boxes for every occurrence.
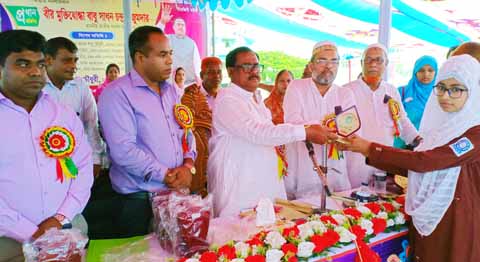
[0,0,207,86]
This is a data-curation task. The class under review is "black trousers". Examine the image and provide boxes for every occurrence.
[83,174,152,239]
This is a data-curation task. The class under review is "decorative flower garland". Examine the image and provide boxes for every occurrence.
[39,126,78,183]
[178,196,408,262]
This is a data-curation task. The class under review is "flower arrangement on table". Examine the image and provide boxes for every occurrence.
[177,196,408,262]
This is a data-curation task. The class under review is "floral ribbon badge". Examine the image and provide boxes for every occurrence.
[323,113,343,160]
[174,104,194,154]
[384,95,401,138]
[40,126,78,183]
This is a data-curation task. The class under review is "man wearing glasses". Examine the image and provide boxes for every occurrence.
[207,46,338,217]
[343,43,420,188]
[283,41,356,199]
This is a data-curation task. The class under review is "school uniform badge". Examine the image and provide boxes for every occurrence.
[449,137,474,157]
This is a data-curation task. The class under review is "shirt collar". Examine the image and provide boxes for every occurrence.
[45,76,76,90]
[130,68,171,92]
[230,83,262,102]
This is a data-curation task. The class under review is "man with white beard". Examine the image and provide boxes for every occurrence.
[283,41,355,199]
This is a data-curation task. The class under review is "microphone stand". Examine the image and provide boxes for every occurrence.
[305,141,331,213]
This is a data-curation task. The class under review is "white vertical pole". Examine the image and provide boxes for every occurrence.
[378,0,392,80]
[123,0,133,72]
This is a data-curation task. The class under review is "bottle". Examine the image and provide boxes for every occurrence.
[374,172,387,194]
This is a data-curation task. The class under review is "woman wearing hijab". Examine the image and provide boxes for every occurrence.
[93,63,120,102]
[395,56,438,148]
[343,54,480,261]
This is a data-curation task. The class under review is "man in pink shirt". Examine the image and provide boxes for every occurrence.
[0,30,93,261]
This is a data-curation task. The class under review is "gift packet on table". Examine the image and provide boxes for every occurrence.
[151,190,213,257]
[23,228,87,262]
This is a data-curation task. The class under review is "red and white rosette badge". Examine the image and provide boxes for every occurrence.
[174,104,194,153]
[40,126,78,183]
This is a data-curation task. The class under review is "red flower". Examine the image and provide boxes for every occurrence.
[281,243,298,255]
[177,258,187,262]
[218,244,236,260]
[288,256,298,262]
[246,237,263,247]
[354,240,381,262]
[48,134,66,149]
[364,202,381,215]
[320,215,339,225]
[245,255,266,262]
[282,226,300,238]
[343,208,362,220]
[350,225,366,241]
[382,202,395,213]
[200,251,218,262]
[310,230,340,254]
[295,219,307,225]
[254,230,268,241]
[371,218,387,235]
[395,195,405,206]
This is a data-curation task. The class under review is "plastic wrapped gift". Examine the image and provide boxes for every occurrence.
[23,228,87,262]
[151,190,212,257]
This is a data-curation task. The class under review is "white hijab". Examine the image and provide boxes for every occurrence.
[406,54,480,236]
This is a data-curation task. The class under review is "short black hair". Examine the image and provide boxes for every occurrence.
[225,46,259,68]
[128,26,164,62]
[105,63,120,75]
[0,29,46,66]
[45,37,78,57]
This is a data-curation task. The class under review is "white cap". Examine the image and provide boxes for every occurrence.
[363,43,388,58]
[312,41,337,56]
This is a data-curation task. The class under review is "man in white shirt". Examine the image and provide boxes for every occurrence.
[207,46,338,217]
[343,43,420,187]
[44,37,104,178]
[283,41,355,199]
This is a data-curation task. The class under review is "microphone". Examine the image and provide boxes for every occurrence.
[304,141,331,196]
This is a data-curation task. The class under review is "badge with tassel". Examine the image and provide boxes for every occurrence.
[323,113,343,160]
[174,104,194,153]
[40,126,78,183]
[275,145,288,180]
[384,95,401,138]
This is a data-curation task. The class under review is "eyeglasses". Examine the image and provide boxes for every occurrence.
[313,59,339,66]
[234,63,264,73]
[433,84,468,99]
[363,57,385,65]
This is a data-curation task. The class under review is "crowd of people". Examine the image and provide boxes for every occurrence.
[0,25,479,262]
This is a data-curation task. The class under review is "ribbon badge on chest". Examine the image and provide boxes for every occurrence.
[40,126,78,183]
[384,95,401,138]
[323,113,343,160]
[174,104,194,154]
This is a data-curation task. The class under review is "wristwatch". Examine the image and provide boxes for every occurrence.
[53,213,72,229]
[184,162,196,176]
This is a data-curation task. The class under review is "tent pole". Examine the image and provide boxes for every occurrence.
[123,0,132,72]
[378,0,392,80]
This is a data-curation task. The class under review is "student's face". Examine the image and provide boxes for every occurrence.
[435,78,469,112]
[416,64,436,84]
[0,50,46,101]
[46,48,78,81]
[175,69,185,85]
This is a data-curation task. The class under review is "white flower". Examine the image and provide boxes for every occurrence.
[387,219,395,227]
[266,249,284,262]
[297,241,315,258]
[186,259,200,262]
[231,259,246,262]
[265,231,286,249]
[360,218,374,235]
[332,214,347,225]
[357,205,371,214]
[308,220,326,234]
[377,211,388,220]
[297,223,314,240]
[391,201,402,209]
[394,212,406,225]
[335,226,357,243]
[234,242,250,258]
[252,245,260,255]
